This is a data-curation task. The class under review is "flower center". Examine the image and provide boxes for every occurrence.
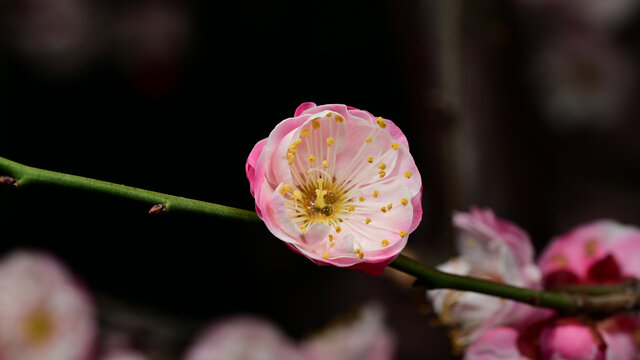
[295,178,351,227]
[23,311,53,345]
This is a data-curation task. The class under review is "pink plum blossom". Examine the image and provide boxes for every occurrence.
[427,208,546,350]
[0,250,96,360]
[538,220,640,287]
[184,317,303,360]
[246,103,422,275]
[464,327,535,360]
[301,303,395,360]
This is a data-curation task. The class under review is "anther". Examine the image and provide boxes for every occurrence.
[372,190,379,198]
[401,198,408,206]
[323,252,329,259]
[381,239,389,247]
[335,226,342,233]
[326,137,335,146]
[377,163,386,170]
[301,128,311,137]
[348,205,356,212]
[312,118,321,129]
[335,115,344,122]
[379,171,386,178]
[399,230,407,237]
[391,143,399,150]
[365,137,372,143]
[300,225,307,233]
[376,117,387,128]
[359,197,366,202]
[367,157,373,163]
[387,203,393,210]
[405,171,412,179]
[322,160,329,169]
[326,112,333,117]
[308,155,316,162]
[365,218,372,224]
[380,207,387,213]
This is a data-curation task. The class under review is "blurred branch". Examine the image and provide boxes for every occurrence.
[2,155,639,318]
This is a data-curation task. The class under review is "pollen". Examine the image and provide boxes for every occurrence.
[322,160,329,169]
[387,203,393,210]
[300,128,311,137]
[405,171,412,179]
[381,207,387,213]
[365,137,372,143]
[376,117,387,128]
[326,137,335,146]
[381,239,389,247]
[354,249,364,259]
[323,252,329,259]
[367,157,373,163]
[335,115,344,122]
[378,163,386,170]
[365,217,372,224]
[348,205,356,212]
[379,171,386,178]
[399,230,407,237]
[308,155,316,162]
[372,190,379,198]
[311,118,321,129]
[300,225,307,233]
[326,112,333,117]
[335,226,342,233]
[401,198,408,206]
[359,197,366,202]
[391,143,399,150]
[329,234,334,242]
[279,184,291,195]
[293,190,303,201]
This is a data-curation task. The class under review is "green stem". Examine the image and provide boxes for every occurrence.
[1,155,639,317]
[0,156,259,222]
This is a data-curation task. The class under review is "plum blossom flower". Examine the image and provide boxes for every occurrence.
[464,327,534,360]
[427,208,544,350]
[246,103,422,275]
[0,250,96,360]
[184,317,303,360]
[301,303,395,360]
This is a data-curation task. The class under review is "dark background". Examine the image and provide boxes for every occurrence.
[2,0,640,358]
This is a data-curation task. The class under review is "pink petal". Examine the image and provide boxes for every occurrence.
[539,319,605,360]
[464,327,533,360]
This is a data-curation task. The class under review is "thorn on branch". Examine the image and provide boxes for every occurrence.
[149,204,167,215]
[0,176,18,187]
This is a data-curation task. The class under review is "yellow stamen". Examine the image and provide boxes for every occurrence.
[326,112,333,117]
[379,171,386,178]
[378,163,386,170]
[381,239,389,247]
[301,128,311,137]
[399,230,407,237]
[323,252,329,259]
[279,184,291,195]
[359,197,366,202]
[365,137,372,143]
[376,117,387,128]
[312,118,321,129]
[391,143,399,150]
[372,190,379,198]
[348,205,356,212]
[381,207,387,213]
[300,225,307,233]
[401,198,408,206]
[335,115,344,122]
[335,226,342,233]
[329,234,334,242]
[405,171,412,179]
[293,190,303,201]
[387,203,393,210]
[367,156,373,163]
[365,217,372,224]
[322,160,329,168]
[308,154,315,162]
[326,137,335,146]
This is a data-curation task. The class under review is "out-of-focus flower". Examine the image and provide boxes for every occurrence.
[246,103,422,275]
[464,327,534,360]
[100,349,149,360]
[531,28,633,131]
[301,303,395,360]
[427,208,545,350]
[538,220,640,287]
[516,0,640,29]
[0,250,96,360]
[184,317,303,360]
[539,318,606,360]
[4,0,97,73]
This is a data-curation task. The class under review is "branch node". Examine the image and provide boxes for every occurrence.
[0,176,18,187]
[149,204,167,215]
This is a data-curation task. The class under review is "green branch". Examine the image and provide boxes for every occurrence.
[1,155,639,317]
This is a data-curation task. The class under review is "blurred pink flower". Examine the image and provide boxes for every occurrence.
[301,303,395,360]
[246,103,422,275]
[100,349,149,360]
[427,208,546,349]
[464,327,534,360]
[538,220,640,287]
[539,318,606,360]
[0,250,96,360]
[184,317,303,360]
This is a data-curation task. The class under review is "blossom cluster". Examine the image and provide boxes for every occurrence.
[0,249,395,360]
[429,208,640,359]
